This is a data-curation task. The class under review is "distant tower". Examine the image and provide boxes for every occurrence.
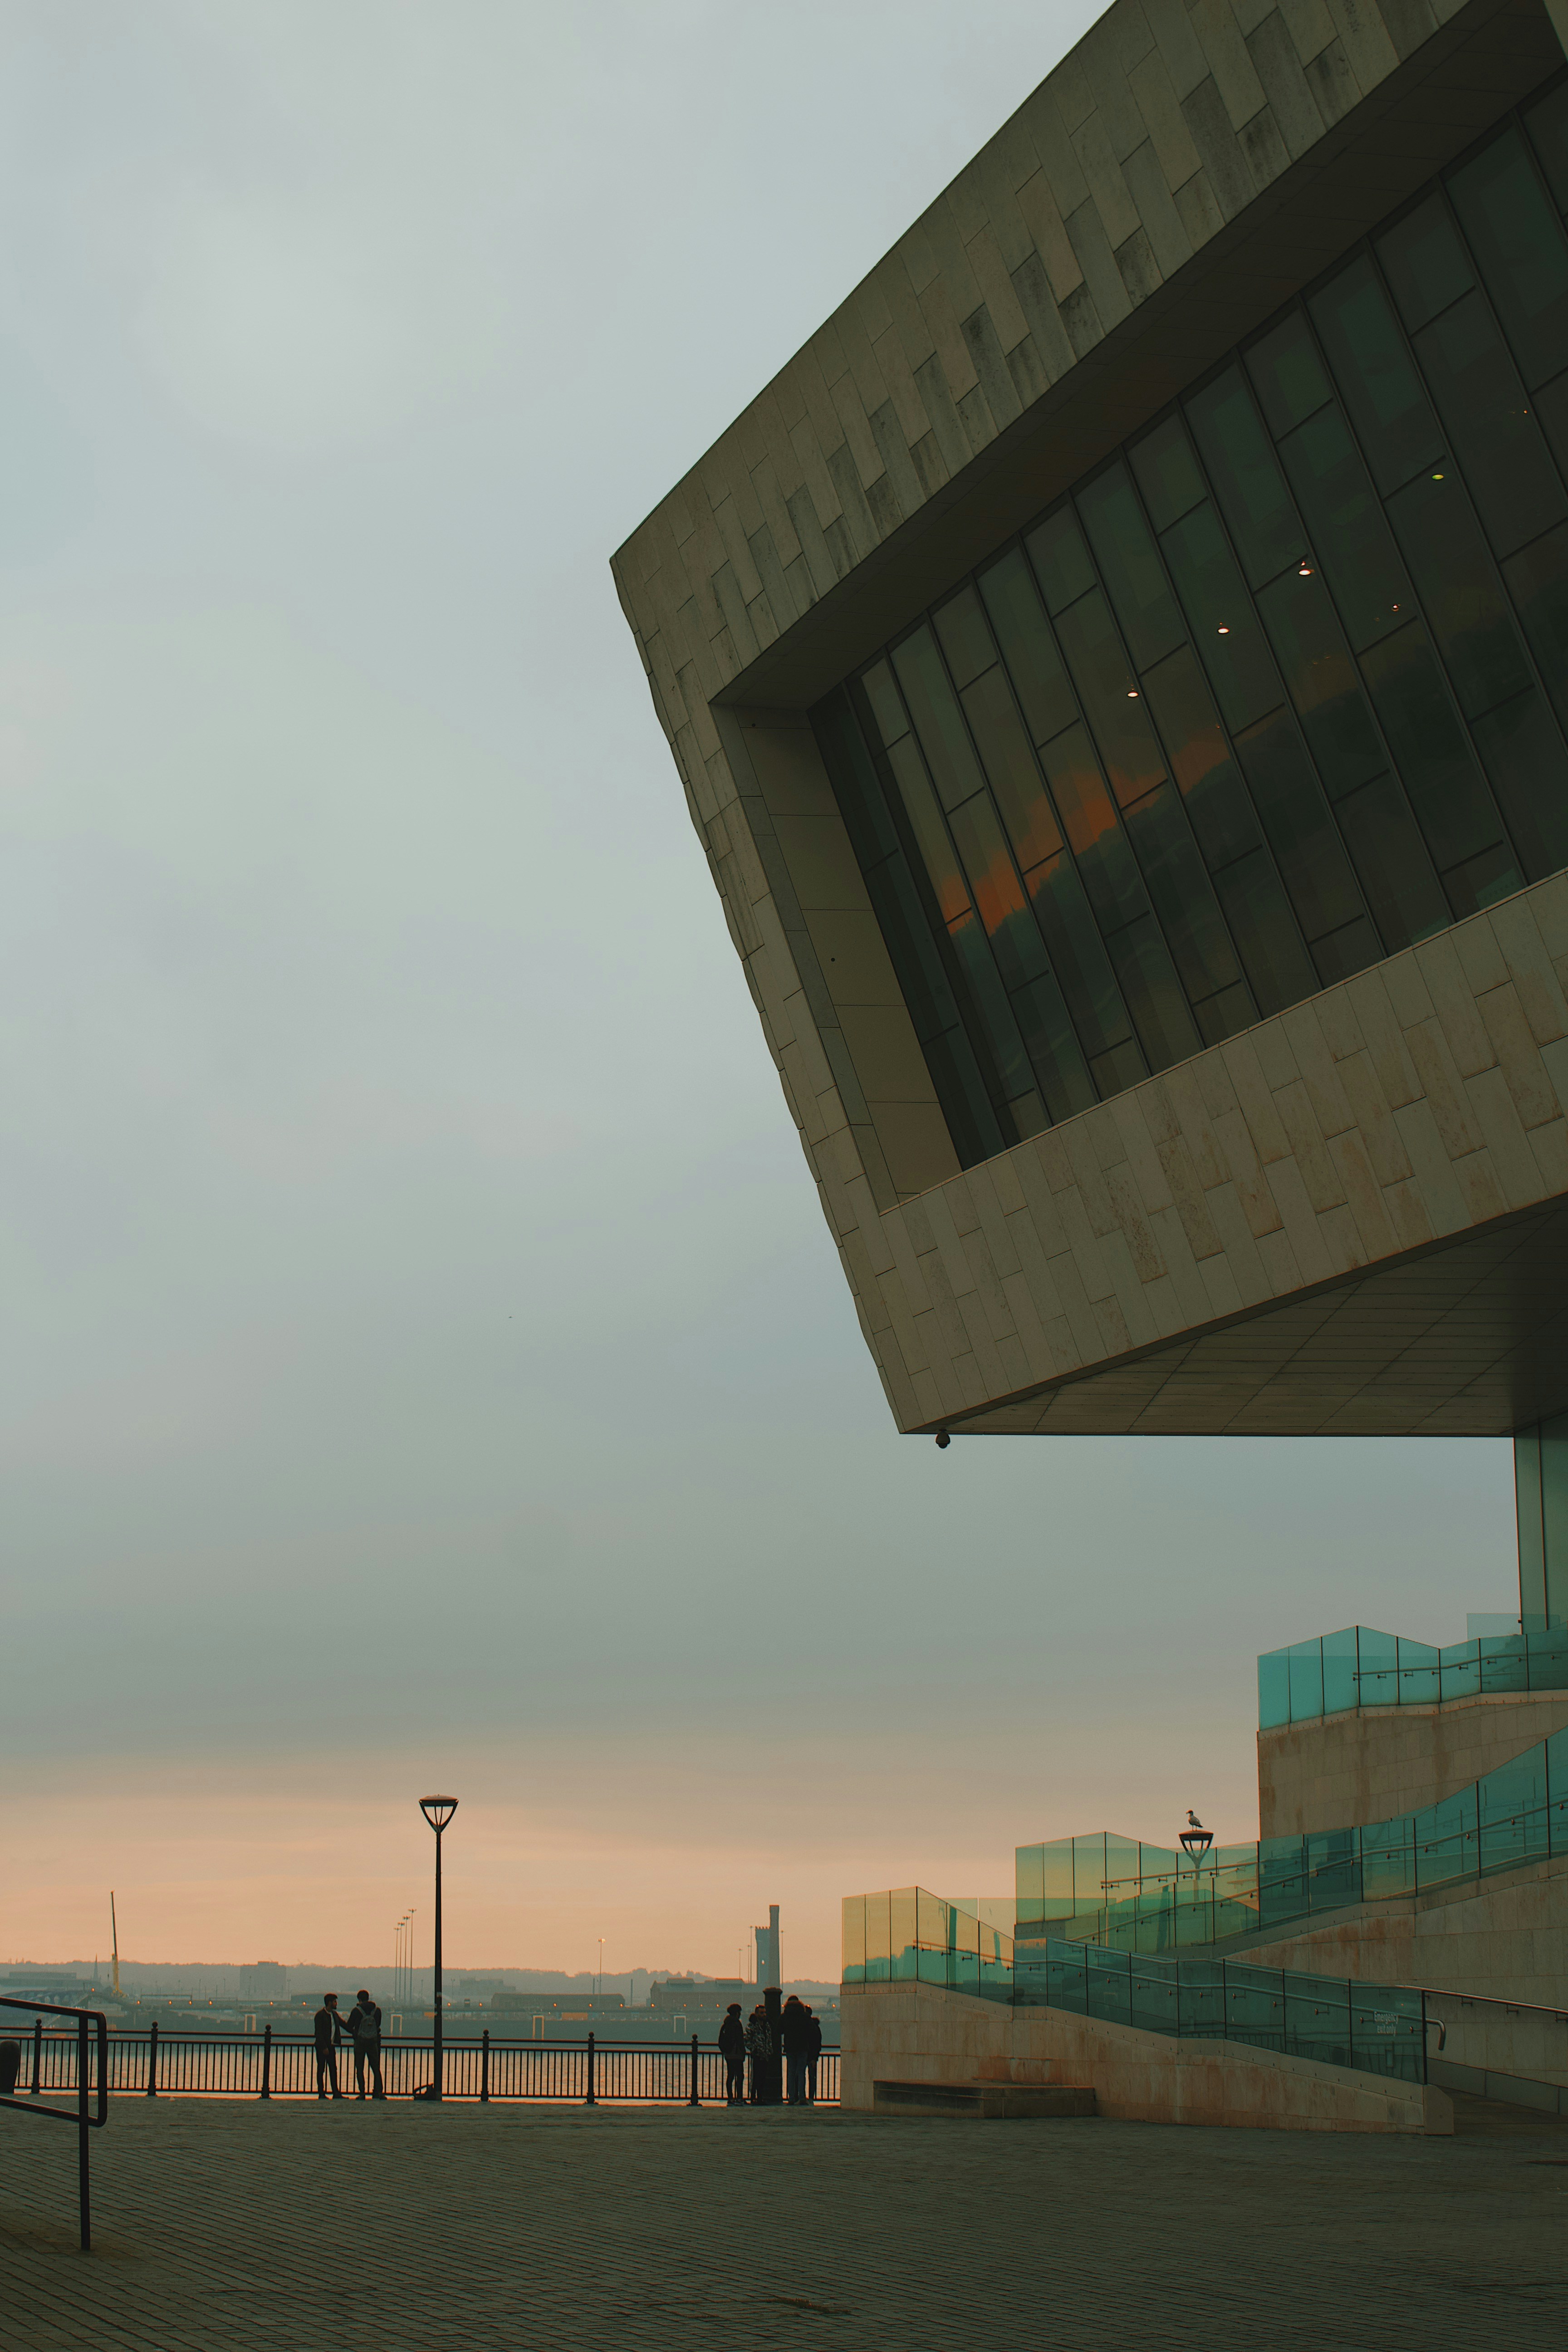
[753,1904,781,1986]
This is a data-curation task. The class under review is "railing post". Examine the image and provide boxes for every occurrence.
[1420,1989,1428,2085]
[260,2022,272,2101]
[585,2031,596,2107]
[29,2017,41,2095]
[77,2014,91,2254]
[689,2032,700,2108]
[146,2019,159,2097]
[481,2029,490,2104]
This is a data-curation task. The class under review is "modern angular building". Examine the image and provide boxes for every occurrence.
[618,0,1568,2126]
[616,0,1568,1653]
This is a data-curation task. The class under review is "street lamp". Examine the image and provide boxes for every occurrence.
[419,1796,459,2100]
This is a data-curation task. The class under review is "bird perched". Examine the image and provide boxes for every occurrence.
[1186,1810,1204,1828]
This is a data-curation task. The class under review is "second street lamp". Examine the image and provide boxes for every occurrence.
[418,1795,458,2100]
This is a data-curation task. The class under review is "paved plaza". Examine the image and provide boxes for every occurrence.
[1,2094,1566,2348]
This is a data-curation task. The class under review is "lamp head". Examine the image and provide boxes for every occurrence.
[419,1794,459,1831]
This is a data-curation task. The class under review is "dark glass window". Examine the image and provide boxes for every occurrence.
[809,90,1568,1168]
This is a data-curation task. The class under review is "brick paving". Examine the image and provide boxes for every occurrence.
[1,2094,1566,2348]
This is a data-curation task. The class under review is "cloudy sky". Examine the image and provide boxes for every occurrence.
[2,0,1519,1984]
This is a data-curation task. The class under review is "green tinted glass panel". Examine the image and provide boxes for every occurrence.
[1077,463,1185,668]
[1039,724,1149,930]
[1012,970,1097,1121]
[1357,622,1508,879]
[932,583,997,689]
[1276,404,1410,651]
[961,665,1063,873]
[1159,503,1282,732]
[1024,850,1137,1061]
[1129,411,1205,529]
[946,793,1051,990]
[1104,912,1202,1071]
[1377,191,1474,334]
[1385,470,1534,715]
[1448,129,1568,389]
[1245,310,1333,436]
[1234,707,1365,946]
[862,858,961,1043]
[1255,567,1387,792]
[860,658,909,748]
[1123,782,1245,1002]
[1212,848,1319,1013]
[1139,645,1264,868]
[1334,776,1449,948]
[892,627,986,810]
[1526,80,1568,214]
[1503,520,1568,736]
[887,735,971,924]
[946,906,1035,1102]
[1187,366,1303,586]
[1470,688,1568,880]
[977,549,1078,745]
[1053,589,1168,807]
[820,684,901,868]
[1311,254,1443,492]
[1413,291,1567,557]
[1027,506,1097,614]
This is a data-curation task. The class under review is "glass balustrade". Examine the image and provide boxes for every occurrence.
[1012,1728,1566,1956]
[1257,1622,1568,1730]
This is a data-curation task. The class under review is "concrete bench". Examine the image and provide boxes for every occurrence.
[872,2080,1096,2120]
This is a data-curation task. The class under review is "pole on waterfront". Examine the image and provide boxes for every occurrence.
[418,1796,458,2101]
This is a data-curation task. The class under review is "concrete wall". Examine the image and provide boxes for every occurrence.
[1259,1692,1568,1835]
[1238,1851,1568,2022]
[843,1982,1450,2133]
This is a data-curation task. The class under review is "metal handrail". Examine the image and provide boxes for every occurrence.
[1412,1984,1568,2023]
[0,1994,108,2251]
[18,2028,841,2107]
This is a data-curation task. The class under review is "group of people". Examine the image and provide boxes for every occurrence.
[312,1991,383,2099]
[716,1994,823,2105]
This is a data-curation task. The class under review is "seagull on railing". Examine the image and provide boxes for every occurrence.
[1186,1811,1204,1828]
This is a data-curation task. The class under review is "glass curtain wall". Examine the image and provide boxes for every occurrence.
[1516,1413,1568,1630]
[1013,1727,1567,1955]
[810,84,1568,1168]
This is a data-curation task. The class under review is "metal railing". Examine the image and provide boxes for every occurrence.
[0,1995,108,2251]
[22,2026,839,2106]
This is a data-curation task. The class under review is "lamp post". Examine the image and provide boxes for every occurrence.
[419,1796,458,2100]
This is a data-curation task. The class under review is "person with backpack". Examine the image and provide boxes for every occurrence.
[781,1994,812,2105]
[717,2002,746,2105]
[345,1988,385,2100]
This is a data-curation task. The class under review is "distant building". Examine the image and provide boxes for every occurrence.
[649,1979,749,2012]
[753,1906,780,1988]
[239,1962,288,1996]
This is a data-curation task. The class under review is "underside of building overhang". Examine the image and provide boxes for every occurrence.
[937,1196,1568,1438]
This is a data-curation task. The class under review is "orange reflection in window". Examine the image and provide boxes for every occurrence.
[1041,728,1122,856]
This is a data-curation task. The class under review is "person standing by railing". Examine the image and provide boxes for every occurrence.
[744,2002,770,2103]
[346,1990,385,2101]
[717,2003,745,2106]
[802,2006,823,2105]
[313,1995,345,2100]
[781,1995,811,2105]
